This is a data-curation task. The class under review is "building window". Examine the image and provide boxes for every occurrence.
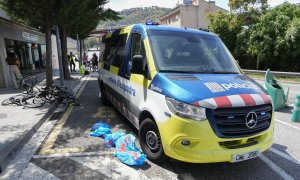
[4,39,46,74]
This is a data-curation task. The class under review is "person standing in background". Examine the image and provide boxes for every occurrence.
[83,52,88,66]
[68,52,76,72]
[92,53,98,72]
[6,51,23,89]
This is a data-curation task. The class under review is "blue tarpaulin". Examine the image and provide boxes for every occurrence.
[90,121,146,166]
[114,134,147,166]
[105,132,126,148]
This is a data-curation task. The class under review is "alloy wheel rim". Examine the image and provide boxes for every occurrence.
[145,130,160,151]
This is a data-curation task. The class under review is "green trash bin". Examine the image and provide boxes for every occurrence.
[264,69,289,111]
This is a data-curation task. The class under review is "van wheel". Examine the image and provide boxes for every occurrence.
[101,84,109,105]
[139,118,169,163]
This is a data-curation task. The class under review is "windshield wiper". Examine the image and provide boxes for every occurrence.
[159,70,198,73]
[159,70,239,74]
[211,71,239,74]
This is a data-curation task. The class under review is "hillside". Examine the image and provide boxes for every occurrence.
[97,6,172,29]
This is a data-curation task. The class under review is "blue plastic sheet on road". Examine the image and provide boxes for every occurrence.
[114,134,147,166]
[90,122,146,166]
[105,132,126,148]
[91,121,110,131]
[90,127,111,137]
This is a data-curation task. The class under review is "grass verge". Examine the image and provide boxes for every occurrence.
[246,73,300,83]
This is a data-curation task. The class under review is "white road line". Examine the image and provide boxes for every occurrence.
[165,170,179,180]
[71,156,144,179]
[260,154,294,180]
[275,119,300,131]
[269,148,300,165]
[33,151,114,159]
[19,162,59,180]
[180,173,195,180]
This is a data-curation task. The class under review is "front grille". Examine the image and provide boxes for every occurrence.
[208,104,272,138]
[219,136,261,149]
[219,140,241,147]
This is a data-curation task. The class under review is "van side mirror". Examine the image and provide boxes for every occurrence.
[131,55,146,75]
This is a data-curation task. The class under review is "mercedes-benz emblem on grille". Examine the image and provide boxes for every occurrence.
[245,112,258,129]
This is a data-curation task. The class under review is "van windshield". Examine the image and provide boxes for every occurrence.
[147,30,240,74]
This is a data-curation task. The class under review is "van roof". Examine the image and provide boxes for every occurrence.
[102,24,216,41]
[133,24,215,36]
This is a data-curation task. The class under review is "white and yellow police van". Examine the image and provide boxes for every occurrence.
[98,23,274,163]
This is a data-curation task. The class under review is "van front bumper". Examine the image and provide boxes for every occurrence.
[157,115,274,163]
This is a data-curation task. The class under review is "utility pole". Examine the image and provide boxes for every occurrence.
[55,26,64,86]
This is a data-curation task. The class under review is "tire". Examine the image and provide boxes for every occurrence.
[20,76,31,92]
[139,118,169,163]
[2,94,25,106]
[2,98,13,106]
[20,76,37,93]
[101,83,109,106]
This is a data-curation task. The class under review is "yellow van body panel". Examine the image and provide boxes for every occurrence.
[109,65,119,75]
[156,114,274,163]
[144,37,157,79]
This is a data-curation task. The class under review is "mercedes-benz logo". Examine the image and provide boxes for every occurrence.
[245,112,258,129]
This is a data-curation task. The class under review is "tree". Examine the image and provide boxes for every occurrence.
[246,3,300,71]
[208,2,300,71]
[56,0,120,79]
[0,0,58,87]
[285,18,300,59]
[229,0,268,14]
[208,11,243,56]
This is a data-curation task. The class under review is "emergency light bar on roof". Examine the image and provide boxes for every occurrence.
[145,21,160,25]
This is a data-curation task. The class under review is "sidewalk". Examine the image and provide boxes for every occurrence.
[0,71,85,173]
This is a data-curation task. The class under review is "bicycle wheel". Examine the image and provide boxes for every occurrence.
[24,94,46,108]
[20,76,38,93]
[2,94,25,106]
[1,98,14,106]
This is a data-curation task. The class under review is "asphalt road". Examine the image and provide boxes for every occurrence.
[13,74,300,180]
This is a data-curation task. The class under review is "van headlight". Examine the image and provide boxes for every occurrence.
[166,97,207,121]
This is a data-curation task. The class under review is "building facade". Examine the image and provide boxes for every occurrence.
[160,0,228,29]
[0,9,77,88]
[0,16,47,88]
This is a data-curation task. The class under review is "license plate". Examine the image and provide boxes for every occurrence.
[232,150,260,163]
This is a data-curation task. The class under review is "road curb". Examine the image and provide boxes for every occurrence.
[0,74,88,174]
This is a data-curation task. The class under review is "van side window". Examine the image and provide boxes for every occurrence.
[109,34,128,69]
[130,33,146,75]
[102,39,111,70]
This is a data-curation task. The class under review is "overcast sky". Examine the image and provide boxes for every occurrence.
[106,0,299,11]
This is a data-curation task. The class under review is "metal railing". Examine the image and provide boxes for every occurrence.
[242,69,300,78]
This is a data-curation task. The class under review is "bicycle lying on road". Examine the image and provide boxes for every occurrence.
[1,76,80,108]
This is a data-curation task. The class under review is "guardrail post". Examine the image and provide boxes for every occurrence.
[291,94,300,122]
